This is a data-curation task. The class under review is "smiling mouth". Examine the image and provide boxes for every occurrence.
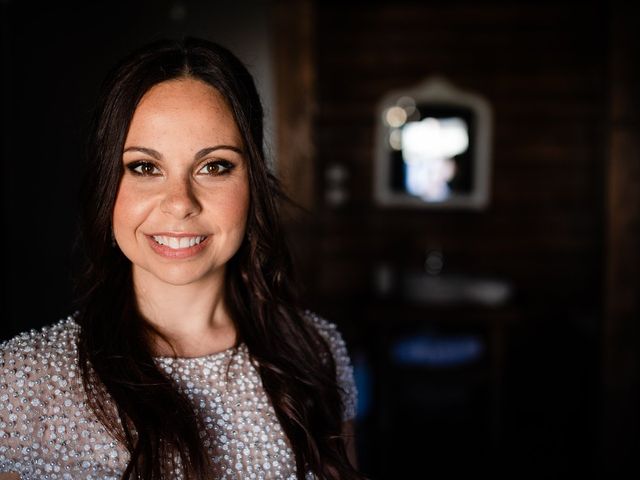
[151,235,208,250]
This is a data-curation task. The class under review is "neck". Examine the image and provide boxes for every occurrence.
[132,266,237,357]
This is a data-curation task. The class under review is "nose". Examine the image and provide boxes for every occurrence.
[160,176,202,219]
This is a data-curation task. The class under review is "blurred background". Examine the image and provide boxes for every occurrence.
[1,0,638,477]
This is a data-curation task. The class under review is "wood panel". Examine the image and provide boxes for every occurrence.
[273,0,609,475]
[603,1,640,472]
[273,0,317,213]
[308,1,606,475]
[313,1,604,305]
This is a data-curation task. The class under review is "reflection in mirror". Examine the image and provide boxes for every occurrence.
[375,77,493,209]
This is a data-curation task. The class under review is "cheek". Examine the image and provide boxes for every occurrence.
[219,205,247,237]
[231,191,250,228]
[215,183,250,236]
[233,183,251,229]
[112,183,153,236]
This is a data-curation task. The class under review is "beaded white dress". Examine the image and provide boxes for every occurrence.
[0,312,357,480]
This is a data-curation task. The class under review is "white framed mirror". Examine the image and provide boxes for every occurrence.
[374,77,493,209]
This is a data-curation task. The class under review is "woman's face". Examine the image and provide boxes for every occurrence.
[112,77,250,287]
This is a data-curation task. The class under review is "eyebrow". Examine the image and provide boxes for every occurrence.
[123,145,244,159]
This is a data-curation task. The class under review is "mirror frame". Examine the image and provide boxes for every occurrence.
[374,77,493,209]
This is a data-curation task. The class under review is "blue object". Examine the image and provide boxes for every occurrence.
[352,351,372,419]
[391,333,485,367]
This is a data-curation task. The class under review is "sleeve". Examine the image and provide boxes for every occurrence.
[304,311,358,422]
[0,334,37,478]
[0,319,84,478]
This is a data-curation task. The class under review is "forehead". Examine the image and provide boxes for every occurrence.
[137,77,227,112]
[126,78,241,144]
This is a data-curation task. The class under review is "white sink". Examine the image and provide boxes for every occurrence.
[402,272,513,306]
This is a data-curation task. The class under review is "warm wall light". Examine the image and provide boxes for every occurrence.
[374,77,493,209]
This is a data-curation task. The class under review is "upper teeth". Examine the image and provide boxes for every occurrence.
[152,235,206,249]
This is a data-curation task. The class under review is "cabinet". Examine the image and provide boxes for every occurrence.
[360,299,517,476]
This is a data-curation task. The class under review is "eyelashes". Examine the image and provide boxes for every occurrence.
[126,161,160,176]
[197,160,235,176]
[125,160,236,177]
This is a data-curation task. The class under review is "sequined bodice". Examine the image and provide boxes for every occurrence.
[0,314,357,479]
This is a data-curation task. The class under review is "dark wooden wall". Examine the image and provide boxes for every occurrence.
[276,0,609,476]
[312,0,604,310]
[604,0,640,474]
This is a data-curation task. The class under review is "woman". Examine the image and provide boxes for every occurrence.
[0,38,362,480]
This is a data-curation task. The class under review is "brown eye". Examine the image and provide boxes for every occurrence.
[199,160,234,176]
[127,161,160,176]
[141,164,155,175]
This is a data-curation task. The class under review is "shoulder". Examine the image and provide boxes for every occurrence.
[302,310,358,421]
[0,315,80,367]
[303,310,349,354]
[0,315,83,474]
[0,315,81,412]
[0,315,81,400]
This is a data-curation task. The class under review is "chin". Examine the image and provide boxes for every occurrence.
[160,267,220,286]
[133,262,222,287]
[154,274,204,287]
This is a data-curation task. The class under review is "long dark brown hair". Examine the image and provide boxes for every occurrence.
[74,37,362,479]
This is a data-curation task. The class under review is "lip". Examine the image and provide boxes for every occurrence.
[145,234,210,259]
